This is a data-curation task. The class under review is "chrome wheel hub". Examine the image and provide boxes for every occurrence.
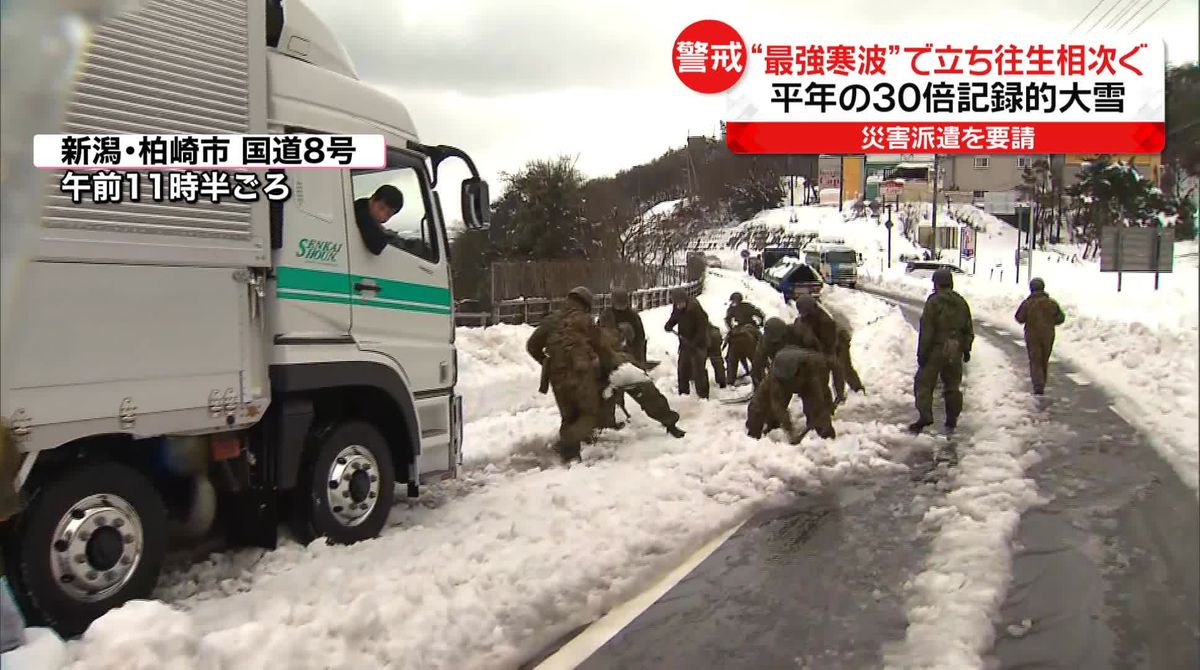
[326,445,380,527]
[50,494,143,602]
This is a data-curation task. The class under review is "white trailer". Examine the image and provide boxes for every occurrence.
[1,0,489,636]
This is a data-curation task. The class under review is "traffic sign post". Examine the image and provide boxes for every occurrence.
[885,204,894,269]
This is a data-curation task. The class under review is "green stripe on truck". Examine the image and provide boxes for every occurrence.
[276,266,452,308]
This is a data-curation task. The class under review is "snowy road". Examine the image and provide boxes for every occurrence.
[46,265,1198,670]
[532,290,1198,670]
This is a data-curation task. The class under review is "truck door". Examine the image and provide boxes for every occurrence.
[271,169,353,339]
[343,149,453,393]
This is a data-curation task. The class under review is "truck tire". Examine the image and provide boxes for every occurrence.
[292,420,395,546]
[4,461,166,638]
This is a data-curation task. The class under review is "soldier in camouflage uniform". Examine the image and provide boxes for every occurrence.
[664,288,714,398]
[598,288,647,364]
[1014,277,1066,395]
[724,292,765,331]
[706,323,729,389]
[793,296,864,405]
[746,345,836,443]
[910,268,974,433]
[750,317,822,388]
[598,323,687,438]
[724,292,765,382]
[526,286,615,462]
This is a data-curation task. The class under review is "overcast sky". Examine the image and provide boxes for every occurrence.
[304,0,1198,219]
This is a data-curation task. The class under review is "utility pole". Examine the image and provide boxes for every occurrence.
[885,204,894,268]
[931,154,940,259]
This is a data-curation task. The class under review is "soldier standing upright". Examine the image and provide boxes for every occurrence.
[1014,277,1066,395]
[526,286,615,462]
[664,288,713,398]
[909,268,974,433]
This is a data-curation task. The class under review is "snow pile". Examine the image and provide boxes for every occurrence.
[64,601,198,670]
[455,324,551,423]
[1,628,67,670]
[62,270,916,670]
[604,362,651,395]
[882,337,1046,669]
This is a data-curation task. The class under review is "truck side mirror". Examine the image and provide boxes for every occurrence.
[462,178,490,229]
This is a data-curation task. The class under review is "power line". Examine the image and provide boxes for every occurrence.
[1130,0,1174,32]
[1086,0,1126,32]
[1105,0,1142,28]
[1071,0,1109,32]
[1115,0,1157,31]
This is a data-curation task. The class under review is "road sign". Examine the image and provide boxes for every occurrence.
[960,226,975,259]
[882,182,903,198]
[1100,226,1173,273]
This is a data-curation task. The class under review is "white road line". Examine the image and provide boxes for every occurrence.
[533,519,748,670]
[1067,372,1091,386]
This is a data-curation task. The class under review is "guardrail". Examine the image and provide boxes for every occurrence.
[466,276,705,328]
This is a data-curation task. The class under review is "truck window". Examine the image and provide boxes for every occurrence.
[826,251,857,263]
[350,160,439,264]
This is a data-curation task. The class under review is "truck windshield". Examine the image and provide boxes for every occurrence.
[826,251,857,263]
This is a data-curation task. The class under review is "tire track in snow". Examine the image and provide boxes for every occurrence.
[881,333,1047,670]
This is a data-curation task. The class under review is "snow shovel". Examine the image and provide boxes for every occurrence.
[719,389,756,405]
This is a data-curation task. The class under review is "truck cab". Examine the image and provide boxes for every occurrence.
[1,0,488,636]
[803,241,860,288]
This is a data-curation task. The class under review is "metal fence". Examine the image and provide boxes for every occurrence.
[490,260,689,304]
[487,276,705,326]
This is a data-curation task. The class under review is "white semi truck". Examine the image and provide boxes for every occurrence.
[1,0,488,635]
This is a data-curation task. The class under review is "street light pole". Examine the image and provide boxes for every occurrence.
[931,154,940,259]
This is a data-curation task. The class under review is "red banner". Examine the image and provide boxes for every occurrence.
[725,121,1165,154]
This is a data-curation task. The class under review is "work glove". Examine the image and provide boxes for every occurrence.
[664,325,673,332]
[963,350,971,363]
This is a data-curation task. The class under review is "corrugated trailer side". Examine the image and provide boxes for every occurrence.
[5,0,271,454]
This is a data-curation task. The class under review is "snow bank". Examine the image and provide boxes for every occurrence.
[1,628,67,670]
[63,271,917,670]
[882,337,1046,669]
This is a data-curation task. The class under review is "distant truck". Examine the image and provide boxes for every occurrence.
[803,242,860,288]
[1,0,489,635]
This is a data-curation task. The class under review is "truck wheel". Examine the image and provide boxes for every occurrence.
[4,462,166,638]
[293,420,395,546]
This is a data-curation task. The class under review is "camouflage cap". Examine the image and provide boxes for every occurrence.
[729,292,743,304]
[567,286,594,309]
[1029,277,1045,292]
[932,267,954,288]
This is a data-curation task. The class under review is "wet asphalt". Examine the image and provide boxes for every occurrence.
[532,289,1198,670]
